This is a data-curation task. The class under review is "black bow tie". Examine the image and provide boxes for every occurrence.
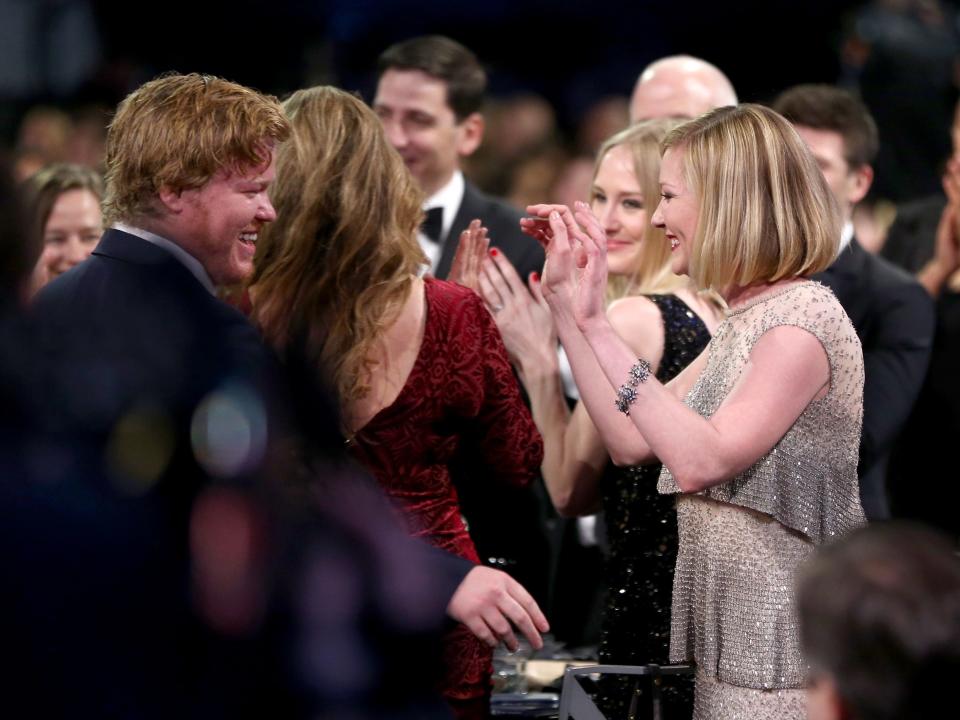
[421,206,444,243]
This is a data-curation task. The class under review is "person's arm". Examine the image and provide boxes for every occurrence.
[327,476,550,652]
[446,564,550,651]
[539,202,831,492]
[479,250,672,515]
[523,203,702,468]
[465,288,544,485]
[477,251,602,514]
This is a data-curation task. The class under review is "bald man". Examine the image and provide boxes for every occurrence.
[628,54,737,122]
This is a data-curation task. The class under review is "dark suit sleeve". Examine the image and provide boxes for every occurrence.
[858,276,934,476]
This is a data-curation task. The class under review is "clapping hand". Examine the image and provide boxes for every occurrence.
[523,201,610,332]
[477,248,554,371]
[447,219,489,293]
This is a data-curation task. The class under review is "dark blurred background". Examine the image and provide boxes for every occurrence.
[3,0,960,203]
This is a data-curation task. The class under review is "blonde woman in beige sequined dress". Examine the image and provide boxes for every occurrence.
[525,104,867,719]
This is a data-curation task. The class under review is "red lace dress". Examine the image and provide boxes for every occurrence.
[349,278,543,718]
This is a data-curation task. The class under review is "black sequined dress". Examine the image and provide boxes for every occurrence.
[596,294,711,720]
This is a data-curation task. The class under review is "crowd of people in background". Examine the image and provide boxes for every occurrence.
[4,9,960,720]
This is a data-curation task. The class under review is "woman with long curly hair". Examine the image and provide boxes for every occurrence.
[249,86,543,720]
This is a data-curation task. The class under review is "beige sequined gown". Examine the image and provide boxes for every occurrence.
[658,281,866,720]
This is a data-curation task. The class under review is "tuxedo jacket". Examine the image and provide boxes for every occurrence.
[814,238,934,520]
[434,180,545,282]
[28,229,469,716]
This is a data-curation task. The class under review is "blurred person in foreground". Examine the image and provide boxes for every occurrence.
[798,522,960,720]
[23,162,103,292]
[528,105,865,718]
[26,72,547,717]
[250,85,544,720]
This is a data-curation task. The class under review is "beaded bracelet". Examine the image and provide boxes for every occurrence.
[615,358,651,415]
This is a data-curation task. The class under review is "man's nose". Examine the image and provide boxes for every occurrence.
[257,196,277,222]
[381,117,407,149]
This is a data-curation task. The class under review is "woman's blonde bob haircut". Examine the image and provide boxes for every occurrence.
[662,104,841,292]
[594,118,685,300]
[102,73,290,225]
[249,86,426,408]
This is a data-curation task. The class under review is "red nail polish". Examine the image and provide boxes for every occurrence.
[531,272,540,282]
[489,248,499,257]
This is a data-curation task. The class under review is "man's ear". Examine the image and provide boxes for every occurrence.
[456,113,485,158]
[848,163,874,206]
[157,186,185,214]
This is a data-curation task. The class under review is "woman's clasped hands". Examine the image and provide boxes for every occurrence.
[521,201,611,333]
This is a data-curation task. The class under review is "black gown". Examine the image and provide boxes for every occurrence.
[596,294,711,720]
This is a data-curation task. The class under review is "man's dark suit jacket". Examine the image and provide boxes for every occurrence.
[814,237,934,520]
[430,181,552,606]
[27,229,467,717]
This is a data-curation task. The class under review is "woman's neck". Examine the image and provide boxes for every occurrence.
[723,277,804,311]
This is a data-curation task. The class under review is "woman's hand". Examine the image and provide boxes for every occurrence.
[447,219,489,292]
[477,249,556,375]
[571,201,611,333]
[524,204,583,319]
[525,201,609,333]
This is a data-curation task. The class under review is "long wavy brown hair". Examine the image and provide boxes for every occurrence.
[249,86,426,411]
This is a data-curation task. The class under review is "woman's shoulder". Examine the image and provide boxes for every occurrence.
[607,294,662,326]
[777,280,851,324]
[422,277,490,335]
[736,280,861,357]
[424,276,482,307]
[607,295,667,360]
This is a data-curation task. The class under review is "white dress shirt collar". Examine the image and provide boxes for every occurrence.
[418,171,465,272]
[838,221,854,254]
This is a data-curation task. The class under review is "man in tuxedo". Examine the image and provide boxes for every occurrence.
[774,84,935,520]
[629,54,737,122]
[374,35,544,281]
[28,73,546,715]
[374,36,551,606]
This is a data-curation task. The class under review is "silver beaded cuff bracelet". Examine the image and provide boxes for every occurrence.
[615,358,651,415]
